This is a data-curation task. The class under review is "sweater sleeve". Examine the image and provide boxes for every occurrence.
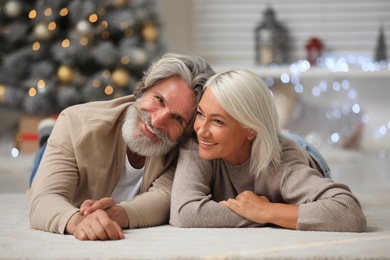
[278,153,367,232]
[120,162,175,229]
[27,108,82,234]
[170,139,260,228]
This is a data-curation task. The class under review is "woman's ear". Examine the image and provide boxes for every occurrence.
[247,129,257,140]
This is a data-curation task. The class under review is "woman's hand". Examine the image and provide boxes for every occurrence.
[220,190,299,229]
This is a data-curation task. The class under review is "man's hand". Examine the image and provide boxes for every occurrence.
[80,197,115,215]
[80,197,129,229]
[65,197,129,240]
[73,209,124,240]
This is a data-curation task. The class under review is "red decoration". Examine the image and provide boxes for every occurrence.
[306,37,323,66]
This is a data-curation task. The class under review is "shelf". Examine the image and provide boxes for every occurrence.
[212,64,390,79]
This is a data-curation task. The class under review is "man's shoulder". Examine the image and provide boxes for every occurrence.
[71,95,135,111]
[62,95,136,121]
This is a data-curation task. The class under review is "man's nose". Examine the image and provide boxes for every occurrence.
[151,108,169,128]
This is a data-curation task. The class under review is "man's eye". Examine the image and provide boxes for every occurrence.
[156,96,164,104]
[173,114,183,123]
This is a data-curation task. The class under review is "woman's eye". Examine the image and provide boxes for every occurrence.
[196,111,204,117]
[214,119,224,125]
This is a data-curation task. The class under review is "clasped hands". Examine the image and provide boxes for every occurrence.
[66,197,129,241]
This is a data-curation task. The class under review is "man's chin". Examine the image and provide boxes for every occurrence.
[126,138,177,157]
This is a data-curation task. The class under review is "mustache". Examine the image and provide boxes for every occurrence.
[133,106,173,144]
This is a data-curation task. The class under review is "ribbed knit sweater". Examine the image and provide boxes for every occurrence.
[170,136,367,232]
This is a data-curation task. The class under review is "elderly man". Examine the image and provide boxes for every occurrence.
[28,53,214,240]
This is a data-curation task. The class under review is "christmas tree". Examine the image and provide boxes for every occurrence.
[0,0,166,116]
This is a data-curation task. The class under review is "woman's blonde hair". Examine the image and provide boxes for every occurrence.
[204,69,282,175]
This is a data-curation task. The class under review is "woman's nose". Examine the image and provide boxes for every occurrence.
[195,121,210,137]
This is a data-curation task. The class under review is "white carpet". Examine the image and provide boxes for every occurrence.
[0,192,389,260]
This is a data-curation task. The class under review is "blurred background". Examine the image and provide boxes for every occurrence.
[1,0,390,193]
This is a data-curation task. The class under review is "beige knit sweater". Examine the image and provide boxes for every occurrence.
[170,136,367,232]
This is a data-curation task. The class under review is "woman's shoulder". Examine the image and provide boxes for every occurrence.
[278,134,312,166]
[180,137,199,151]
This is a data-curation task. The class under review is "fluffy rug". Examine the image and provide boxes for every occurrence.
[0,192,389,260]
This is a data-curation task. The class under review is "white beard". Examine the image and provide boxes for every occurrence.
[121,101,177,156]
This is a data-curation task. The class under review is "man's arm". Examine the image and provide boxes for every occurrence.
[119,163,175,228]
[28,110,81,234]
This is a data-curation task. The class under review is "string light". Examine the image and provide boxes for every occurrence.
[89,14,98,23]
[99,21,108,30]
[61,39,70,48]
[28,88,37,97]
[121,56,130,65]
[283,56,390,143]
[101,31,110,40]
[32,42,40,51]
[80,37,89,45]
[44,8,52,16]
[102,70,110,78]
[28,10,37,19]
[92,79,101,88]
[104,86,114,95]
[37,80,45,89]
[48,22,56,31]
[59,8,68,16]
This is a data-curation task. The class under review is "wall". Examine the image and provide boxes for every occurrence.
[158,0,390,153]
[190,0,390,65]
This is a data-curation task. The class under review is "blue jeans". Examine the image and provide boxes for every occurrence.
[29,142,47,187]
[283,131,331,178]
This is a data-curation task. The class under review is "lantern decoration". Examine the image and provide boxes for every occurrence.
[374,26,388,62]
[255,6,288,66]
[306,37,324,66]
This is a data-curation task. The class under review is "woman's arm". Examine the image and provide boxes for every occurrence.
[281,159,367,232]
[220,191,299,230]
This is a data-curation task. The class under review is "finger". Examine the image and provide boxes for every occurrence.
[97,213,124,240]
[80,199,95,214]
[105,220,125,240]
[81,212,109,240]
[75,224,100,241]
[236,190,254,200]
[74,229,87,241]
[220,199,240,210]
[84,197,115,216]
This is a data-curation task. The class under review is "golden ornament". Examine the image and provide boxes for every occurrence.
[0,84,6,103]
[57,65,74,84]
[142,22,158,42]
[114,0,127,7]
[112,68,130,88]
[34,23,52,40]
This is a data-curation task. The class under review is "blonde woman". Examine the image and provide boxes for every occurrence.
[170,69,366,232]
